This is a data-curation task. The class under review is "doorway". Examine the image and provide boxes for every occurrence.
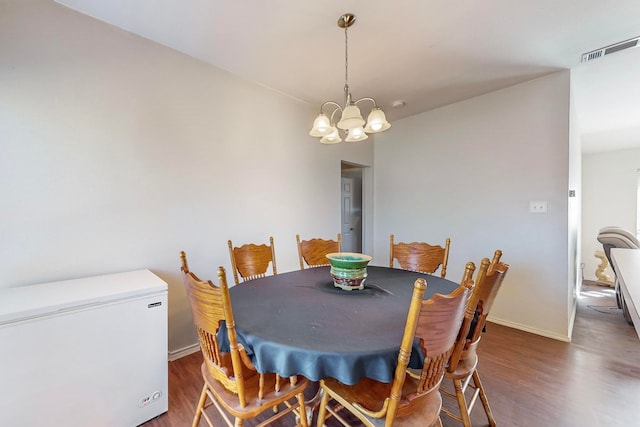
[341,162,364,253]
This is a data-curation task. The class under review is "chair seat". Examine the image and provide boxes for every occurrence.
[321,376,443,427]
[202,363,309,418]
[383,396,441,427]
[444,353,478,381]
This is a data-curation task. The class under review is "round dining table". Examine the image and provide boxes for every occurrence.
[226,266,459,385]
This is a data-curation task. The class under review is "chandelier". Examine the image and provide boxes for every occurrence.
[309,13,391,144]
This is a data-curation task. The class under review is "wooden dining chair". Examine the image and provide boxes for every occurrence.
[296,233,341,269]
[316,262,476,427]
[228,236,277,285]
[389,234,451,278]
[179,251,309,427]
[440,250,509,427]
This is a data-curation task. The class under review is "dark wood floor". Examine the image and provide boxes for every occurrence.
[143,282,640,426]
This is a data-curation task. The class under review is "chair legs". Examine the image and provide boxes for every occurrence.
[452,378,473,427]
[191,383,237,427]
[193,384,208,427]
[316,387,329,427]
[471,370,496,427]
[441,369,495,427]
[315,386,359,427]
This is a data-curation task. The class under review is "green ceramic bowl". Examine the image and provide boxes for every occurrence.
[325,252,373,269]
[326,253,373,290]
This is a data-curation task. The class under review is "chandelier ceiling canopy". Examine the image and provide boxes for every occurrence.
[309,13,391,144]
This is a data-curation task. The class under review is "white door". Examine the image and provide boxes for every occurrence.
[341,177,362,252]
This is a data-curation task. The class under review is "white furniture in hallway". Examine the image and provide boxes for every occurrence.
[611,248,640,341]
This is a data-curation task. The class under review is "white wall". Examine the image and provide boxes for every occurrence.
[0,0,374,354]
[582,148,640,281]
[374,72,572,340]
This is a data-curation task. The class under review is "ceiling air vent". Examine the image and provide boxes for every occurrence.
[581,36,640,63]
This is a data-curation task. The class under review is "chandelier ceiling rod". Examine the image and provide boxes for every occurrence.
[309,13,391,144]
[341,13,352,106]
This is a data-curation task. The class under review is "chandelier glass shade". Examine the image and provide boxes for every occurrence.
[309,14,391,144]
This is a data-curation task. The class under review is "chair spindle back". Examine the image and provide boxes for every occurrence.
[389,234,451,278]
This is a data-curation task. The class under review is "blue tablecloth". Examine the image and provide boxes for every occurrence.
[222,266,458,385]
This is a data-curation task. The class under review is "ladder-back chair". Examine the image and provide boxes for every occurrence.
[180,251,308,427]
[389,234,451,278]
[228,236,277,285]
[316,262,476,427]
[441,250,509,427]
[296,233,341,269]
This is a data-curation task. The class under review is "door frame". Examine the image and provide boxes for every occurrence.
[341,161,373,257]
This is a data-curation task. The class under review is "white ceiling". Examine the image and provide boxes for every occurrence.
[572,48,640,153]
[55,0,640,152]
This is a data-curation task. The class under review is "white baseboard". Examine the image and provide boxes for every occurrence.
[487,316,571,343]
[168,343,200,361]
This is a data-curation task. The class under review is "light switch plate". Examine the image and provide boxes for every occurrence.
[529,201,547,213]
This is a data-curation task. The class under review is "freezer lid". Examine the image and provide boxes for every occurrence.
[0,269,168,325]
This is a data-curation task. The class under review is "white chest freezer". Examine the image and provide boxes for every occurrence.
[0,269,168,426]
